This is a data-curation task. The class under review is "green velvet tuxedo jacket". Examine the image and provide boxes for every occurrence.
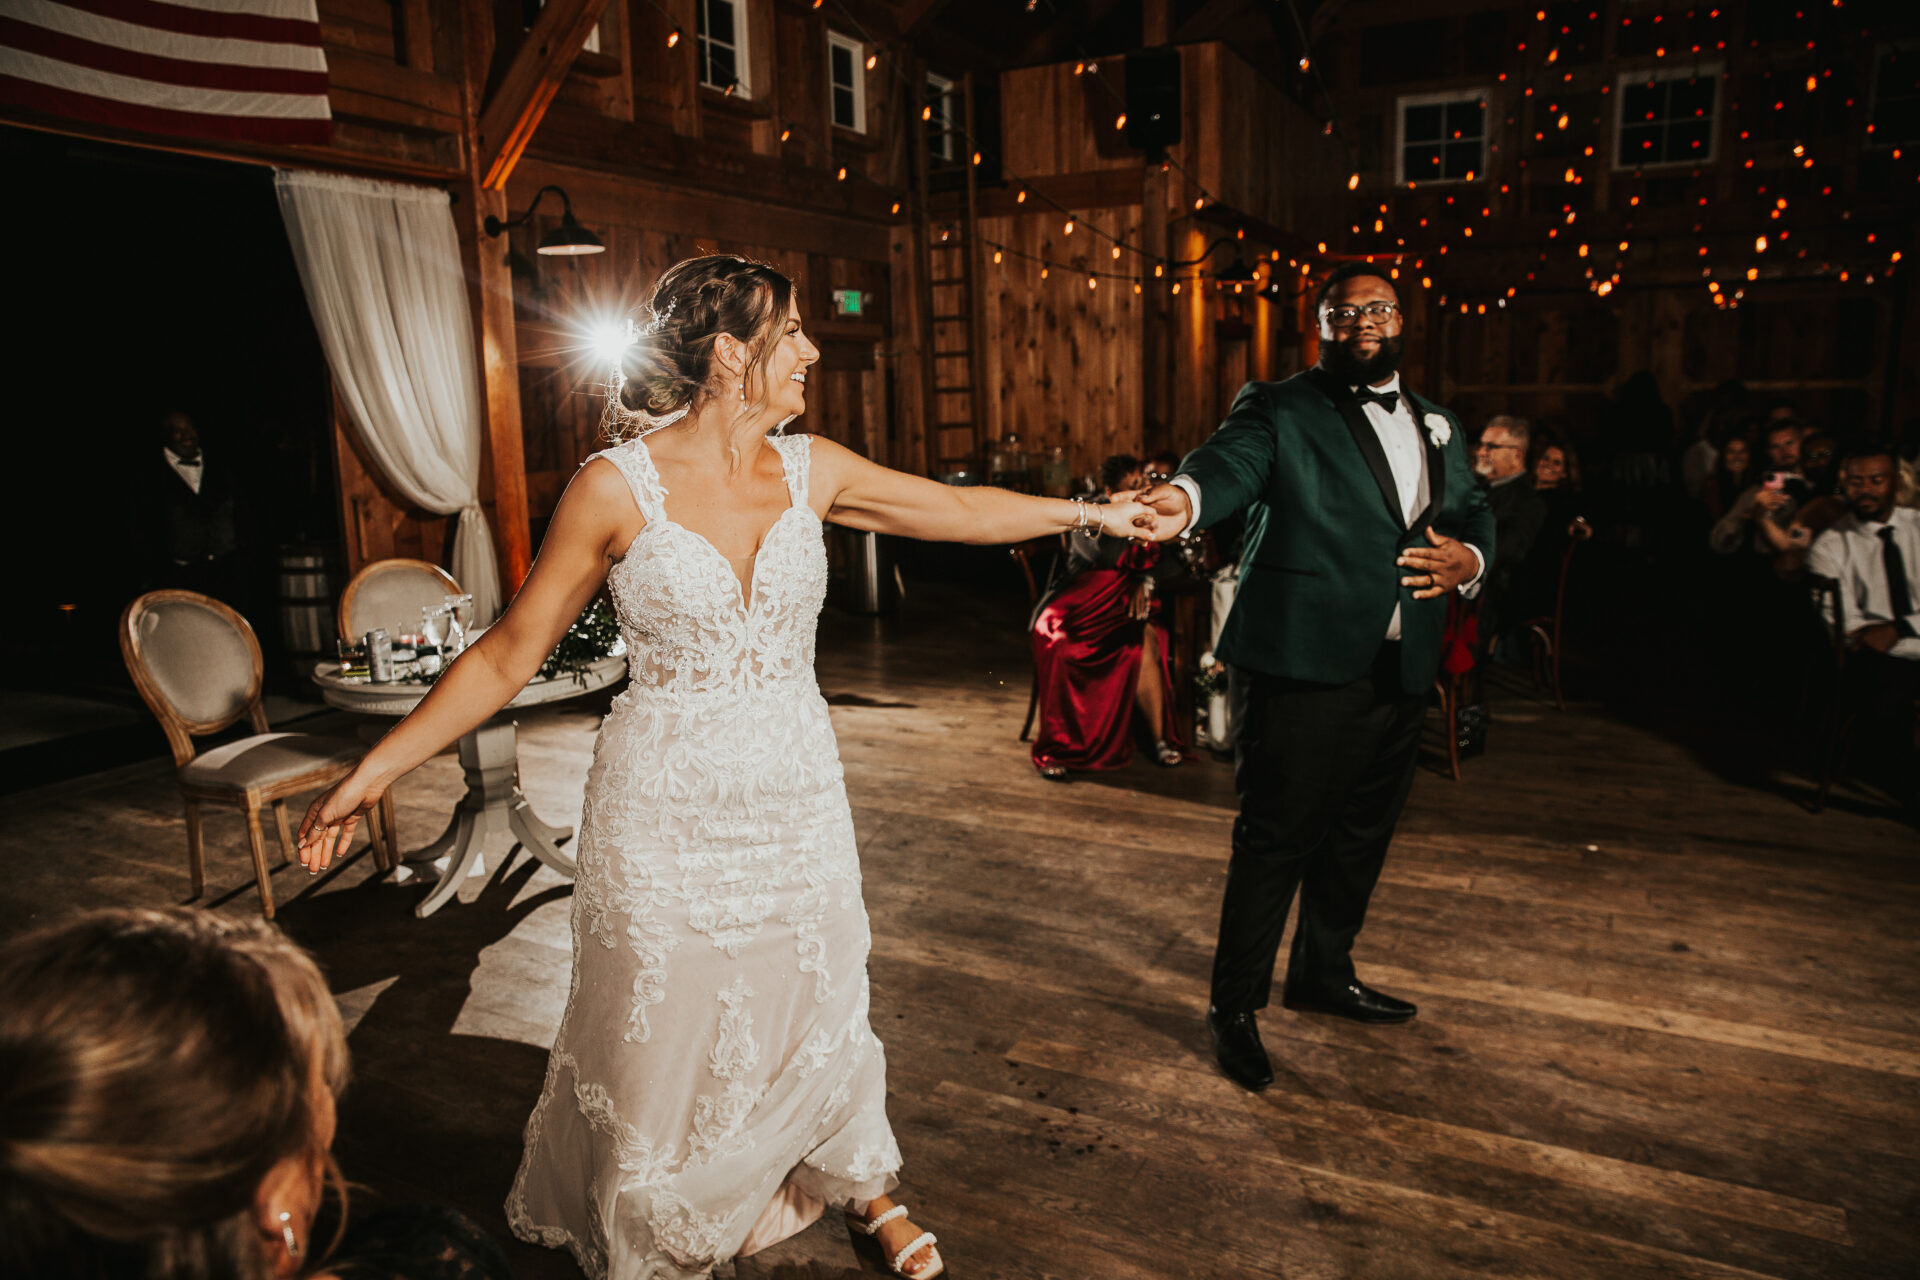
[1180,367,1496,692]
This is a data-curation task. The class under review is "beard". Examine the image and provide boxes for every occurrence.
[1319,332,1404,385]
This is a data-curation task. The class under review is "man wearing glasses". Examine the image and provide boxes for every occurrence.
[1138,263,1493,1092]
[1472,415,1549,665]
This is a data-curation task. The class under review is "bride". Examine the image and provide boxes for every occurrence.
[297,255,1154,1279]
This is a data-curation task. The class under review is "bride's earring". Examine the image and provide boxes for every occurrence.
[278,1210,301,1260]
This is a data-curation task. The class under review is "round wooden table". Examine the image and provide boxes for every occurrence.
[312,654,626,917]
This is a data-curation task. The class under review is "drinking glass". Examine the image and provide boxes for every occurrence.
[420,605,446,653]
[442,595,471,656]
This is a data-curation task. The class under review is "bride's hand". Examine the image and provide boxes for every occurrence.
[1099,499,1160,541]
[296,768,384,874]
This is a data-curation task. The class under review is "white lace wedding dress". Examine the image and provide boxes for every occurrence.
[506,432,900,1279]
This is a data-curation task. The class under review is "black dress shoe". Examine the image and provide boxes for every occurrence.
[1281,979,1417,1024]
[1206,1007,1274,1091]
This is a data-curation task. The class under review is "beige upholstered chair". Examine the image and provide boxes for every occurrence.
[120,591,397,918]
[337,557,461,643]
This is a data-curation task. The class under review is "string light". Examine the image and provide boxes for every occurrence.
[667,29,680,48]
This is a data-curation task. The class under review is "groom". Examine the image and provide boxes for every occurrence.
[1140,263,1493,1091]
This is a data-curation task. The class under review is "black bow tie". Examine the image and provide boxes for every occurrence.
[1355,388,1399,413]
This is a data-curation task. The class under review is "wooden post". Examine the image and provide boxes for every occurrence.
[458,3,533,591]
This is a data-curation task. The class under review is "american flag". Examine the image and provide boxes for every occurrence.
[0,0,332,146]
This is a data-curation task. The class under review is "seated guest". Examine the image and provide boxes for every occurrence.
[1808,447,1920,818]
[1030,454,1185,780]
[1144,449,1184,486]
[1472,415,1548,642]
[1703,427,1758,524]
[0,908,513,1280]
[1801,430,1840,498]
[1710,419,1811,557]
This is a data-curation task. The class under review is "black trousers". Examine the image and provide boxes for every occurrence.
[1209,643,1425,1013]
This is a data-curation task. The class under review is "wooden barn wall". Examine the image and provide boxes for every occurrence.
[977,208,1146,473]
[982,44,1344,468]
[1434,283,1897,449]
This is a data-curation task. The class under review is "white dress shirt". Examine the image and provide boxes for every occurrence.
[1171,373,1484,641]
[164,446,204,495]
[1808,505,1920,661]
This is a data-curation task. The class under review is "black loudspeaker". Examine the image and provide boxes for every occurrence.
[1125,47,1182,152]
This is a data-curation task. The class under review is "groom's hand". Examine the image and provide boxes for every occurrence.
[1398,527,1478,599]
[1135,483,1193,542]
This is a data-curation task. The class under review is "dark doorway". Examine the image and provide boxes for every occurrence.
[0,128,339,785]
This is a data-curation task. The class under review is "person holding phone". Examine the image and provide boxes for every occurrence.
[1709,419,1811,558]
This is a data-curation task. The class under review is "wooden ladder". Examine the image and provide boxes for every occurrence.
[917,71,987,473]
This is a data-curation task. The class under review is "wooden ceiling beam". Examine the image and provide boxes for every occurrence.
[476,0,605,190]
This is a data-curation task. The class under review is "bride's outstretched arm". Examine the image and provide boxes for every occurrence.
[810,436,1155,544]
[295,459,638,872]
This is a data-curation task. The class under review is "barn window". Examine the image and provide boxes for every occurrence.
[697,0,749,97]
[1396,91,1488,185]
[1614,65,1721,169]
[926,72,955,162]
[828,31,866,132]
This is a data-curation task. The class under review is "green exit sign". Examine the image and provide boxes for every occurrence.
[832,288,865,317]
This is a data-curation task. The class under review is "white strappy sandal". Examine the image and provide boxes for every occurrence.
[847,1203,944,1278]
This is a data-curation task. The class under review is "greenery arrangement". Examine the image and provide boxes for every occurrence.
[398,595,620,687]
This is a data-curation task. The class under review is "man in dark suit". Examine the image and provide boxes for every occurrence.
[144,411,242,603]
[1140,263,1495,1091]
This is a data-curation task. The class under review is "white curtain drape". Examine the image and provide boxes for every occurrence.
[274,169,502,624]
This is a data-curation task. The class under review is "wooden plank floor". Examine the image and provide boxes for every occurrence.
[2,581,1915,1279]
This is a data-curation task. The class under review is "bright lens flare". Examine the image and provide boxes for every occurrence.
[591,319,636,366]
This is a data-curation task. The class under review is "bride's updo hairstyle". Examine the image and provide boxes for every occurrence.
[0,908,349,1279]
[616,254,795,428]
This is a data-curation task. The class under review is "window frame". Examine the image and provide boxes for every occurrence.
[1867,38,1920,150]
[827,29,866,133]
[696,0,750,99]
[925,71,955,162]
[1394,88,1491,187]
[1611,62,1722,171]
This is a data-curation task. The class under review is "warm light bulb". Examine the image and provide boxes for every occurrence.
[667,29,680,48]
[1755,235,1767,252]
[865,53,877,70]
[1348,173,1359,190]
[1116,114,1127,130]
[836,167,847,181]
[1064,219,1075,234]
[1171,282,1181,294]
[993,250,1003,264]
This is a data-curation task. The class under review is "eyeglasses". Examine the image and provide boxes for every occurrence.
[1473,442,1522,453]
[1322,301,1399,327]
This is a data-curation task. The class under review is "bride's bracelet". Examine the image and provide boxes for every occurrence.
[1068,497,1109,536]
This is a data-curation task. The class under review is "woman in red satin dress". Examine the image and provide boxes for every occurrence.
[1030,455,1187,780]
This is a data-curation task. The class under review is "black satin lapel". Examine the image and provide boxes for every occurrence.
[1305,367,1404,527]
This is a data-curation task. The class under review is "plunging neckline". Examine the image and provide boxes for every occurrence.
[620,436,815,614]
[656,504,813,613]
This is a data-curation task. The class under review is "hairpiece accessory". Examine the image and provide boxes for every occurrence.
[278,1211,301,1260]
[641,298,677,337]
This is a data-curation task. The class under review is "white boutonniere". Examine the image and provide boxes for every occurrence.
[1423,412,1452,447]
